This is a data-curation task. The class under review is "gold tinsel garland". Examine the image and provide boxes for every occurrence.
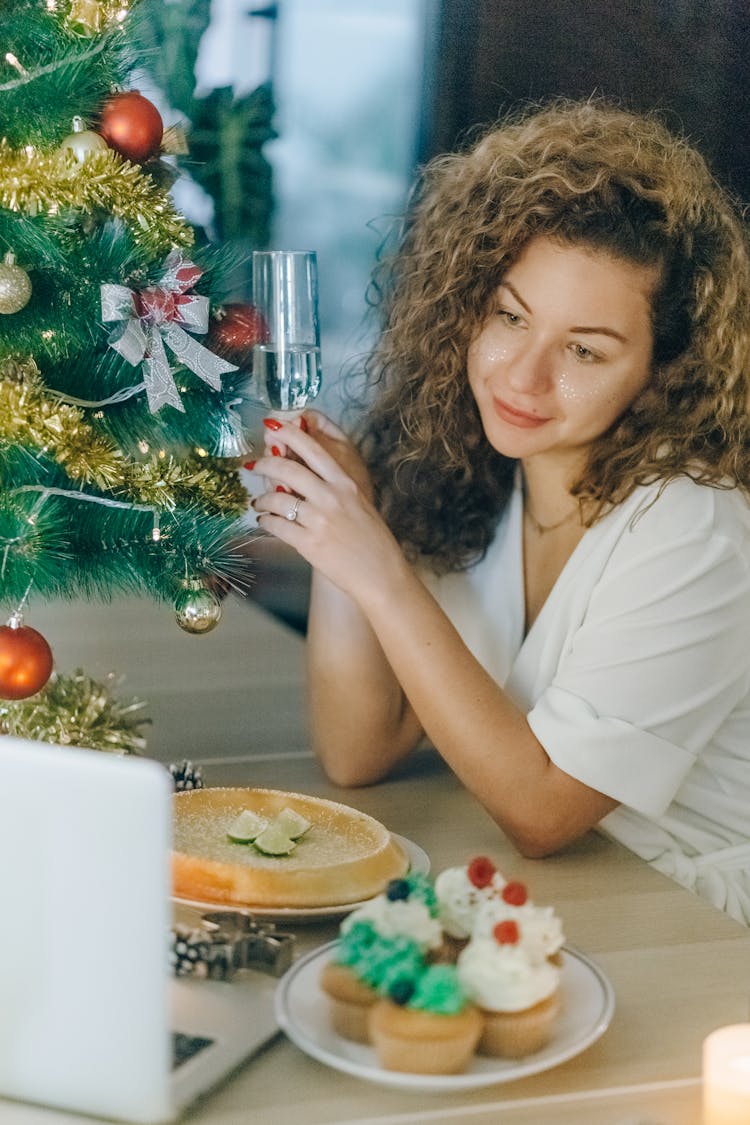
[0,668,150,754]
[0,144,192,256]
[0,357,127,491]
[63,0,134,36]
[0,357,249,514]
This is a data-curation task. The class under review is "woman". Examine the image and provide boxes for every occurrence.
[252,99,750,924]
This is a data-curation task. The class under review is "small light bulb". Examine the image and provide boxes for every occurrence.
[5,53,28,76]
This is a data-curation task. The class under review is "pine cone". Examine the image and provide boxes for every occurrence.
[168,759,204,791]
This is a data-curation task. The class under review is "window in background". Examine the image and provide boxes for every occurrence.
[198,0,428,414]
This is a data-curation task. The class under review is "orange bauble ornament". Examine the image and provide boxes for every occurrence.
[99,90,163,164]
[0,614,54,700]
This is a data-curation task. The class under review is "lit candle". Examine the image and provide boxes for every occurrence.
[703,1024,750,1125]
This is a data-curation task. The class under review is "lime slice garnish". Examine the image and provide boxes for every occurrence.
[253,823,296,856]
[226,809,269,843]
[273,806,312,839]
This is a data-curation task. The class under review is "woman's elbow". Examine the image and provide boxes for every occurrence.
[312,739,387,789]
[500,813,587,860]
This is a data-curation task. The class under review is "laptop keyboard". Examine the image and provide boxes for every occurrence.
[172,1032,215,1070]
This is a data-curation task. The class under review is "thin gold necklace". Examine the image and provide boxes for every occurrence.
[524,504,580,536]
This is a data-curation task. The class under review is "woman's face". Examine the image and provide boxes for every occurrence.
[467,234,660,473]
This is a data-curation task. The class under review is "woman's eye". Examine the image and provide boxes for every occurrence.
[497,309,523,327]
[570,342,600,363]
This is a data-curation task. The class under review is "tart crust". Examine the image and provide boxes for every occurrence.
[171,787,409,908]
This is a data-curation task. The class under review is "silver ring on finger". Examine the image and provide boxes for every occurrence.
[285,496,303,522]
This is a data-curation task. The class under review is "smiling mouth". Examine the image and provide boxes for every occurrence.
[492,398,550,428]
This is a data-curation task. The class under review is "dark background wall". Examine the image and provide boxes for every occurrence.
[421,0,750,205]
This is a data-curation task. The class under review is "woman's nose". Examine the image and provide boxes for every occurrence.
[505,343,554,395]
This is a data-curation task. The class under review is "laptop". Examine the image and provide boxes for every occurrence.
[0,737,282,1124]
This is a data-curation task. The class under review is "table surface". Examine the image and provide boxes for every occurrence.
[5,596,750,1125]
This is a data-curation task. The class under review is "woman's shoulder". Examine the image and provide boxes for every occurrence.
[624,476,750,546]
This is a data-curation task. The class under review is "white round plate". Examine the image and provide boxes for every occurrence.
[275,941,615,1093]
[171,834,430,922]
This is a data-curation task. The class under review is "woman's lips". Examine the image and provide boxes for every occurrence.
[492,397,550,428]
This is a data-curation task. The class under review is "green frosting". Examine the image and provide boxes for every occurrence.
[336,923,425,991]
[336,920,377,968]
[404,873,439,916]
[408,964,468,1015]
[359,933,424,989]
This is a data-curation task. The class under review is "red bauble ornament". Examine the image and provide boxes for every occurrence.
[99,91,163,164]
[0,617,54,700]
[207,303,269,366]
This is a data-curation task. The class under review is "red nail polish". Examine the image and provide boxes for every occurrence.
[263,417,283,431]
[243,460,256,470]
[299,416,308,433]
[271,445,281,456]
[275,484,292,494]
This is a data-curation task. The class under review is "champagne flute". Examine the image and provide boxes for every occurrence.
[251,250,322,415]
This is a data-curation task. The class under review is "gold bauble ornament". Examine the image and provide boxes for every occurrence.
[174,582,222,635]
[59,116,108,162]
[68,0,103,34]
[0,251,32,315]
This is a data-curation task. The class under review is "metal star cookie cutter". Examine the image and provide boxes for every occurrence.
[171,910,294,980]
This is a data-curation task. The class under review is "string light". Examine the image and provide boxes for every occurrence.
[4,53,28,77]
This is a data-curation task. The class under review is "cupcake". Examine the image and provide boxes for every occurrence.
[457,918,561,1058]
[434,856,506,957]
[341,873,443,953]
[320,920,424,1042]
[321,874,442,1043]
[471,879,565,965]
[369,963,483,1075]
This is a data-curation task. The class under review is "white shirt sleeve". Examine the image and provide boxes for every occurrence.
[527,482,750,817]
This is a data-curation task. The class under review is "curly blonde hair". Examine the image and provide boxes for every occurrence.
[357,98,750,573]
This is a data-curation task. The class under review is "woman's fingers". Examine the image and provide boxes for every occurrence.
[260,417,361,487]
[252,454,327,502]
[302,409,348,442]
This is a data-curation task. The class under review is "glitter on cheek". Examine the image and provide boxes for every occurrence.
[557,370,603,403]
[484,343,512,363]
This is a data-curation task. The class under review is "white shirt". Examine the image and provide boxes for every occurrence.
[423,473,750,925]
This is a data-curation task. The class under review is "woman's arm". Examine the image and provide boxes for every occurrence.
[306,570,425,785]
[264,413,425,783]
[253,417,617,855]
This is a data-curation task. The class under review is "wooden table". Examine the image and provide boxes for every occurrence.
[5,597,750,1124]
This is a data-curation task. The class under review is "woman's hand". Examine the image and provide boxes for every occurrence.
[252,412,407,609]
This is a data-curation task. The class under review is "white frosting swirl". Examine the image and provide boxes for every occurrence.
[457,937,560,1012]
[472,898,564,962]
[340,895,442,951]
[434,865,506,939]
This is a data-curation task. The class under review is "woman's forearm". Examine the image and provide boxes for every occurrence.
[353,555,617,854]
[306,570,424,785]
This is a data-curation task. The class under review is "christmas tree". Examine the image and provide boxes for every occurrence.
[0,0,270,704]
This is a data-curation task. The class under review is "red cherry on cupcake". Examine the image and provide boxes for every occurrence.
[467,856,496,889]
[493,920,520,945]
[502,880,528,906]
